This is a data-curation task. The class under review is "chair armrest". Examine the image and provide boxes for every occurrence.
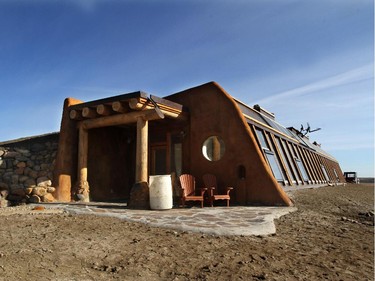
[226,187,234,195]
[198,188,208,196]
[206,186,215,196]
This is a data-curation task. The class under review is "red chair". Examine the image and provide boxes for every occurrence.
[203,174,233,207]
[179,174,207,208]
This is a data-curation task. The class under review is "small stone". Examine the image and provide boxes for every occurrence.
[32,205,45,211]
[3,151,21,158]
[31,143,44,152]
[37,170,48,177]
[15,167,25,175]
[18,175,29,183]
[0,183,8,191]
[11,174,19,184]
[40,163,50,171]
[29,171,38,179]
[16,162,26,168]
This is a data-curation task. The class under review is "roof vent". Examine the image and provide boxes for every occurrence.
[253,104,275,120]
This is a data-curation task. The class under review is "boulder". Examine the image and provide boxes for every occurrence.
[11,188,26,197]
[128,181,150,209]
[0,198,9,208]
[24,179,36,187]
[37,177,52,187]
[47,186,56,193]
[29,195,41,203]
[42,193,55,203]
[24,187,33,195]
[0,189,9,198]
[33,187,47,197]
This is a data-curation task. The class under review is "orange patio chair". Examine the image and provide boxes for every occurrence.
[179,174,207,208]
[203,174,233,207]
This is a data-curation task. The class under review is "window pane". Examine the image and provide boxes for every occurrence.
[282,140,301,182]
[296,159,309,181]
[255,128,269,149]
[265,151,284,181]
[321,165,330,181]
[276,137,295,183]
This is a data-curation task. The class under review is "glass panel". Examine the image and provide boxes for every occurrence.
[296,159,309,181]
[255,128,269,150]
[282,140,301,182]
[266,133,288,183]
[321,165,330,181]
[265,151,284,181]
[202,136,225,161]
[275,137,296,183]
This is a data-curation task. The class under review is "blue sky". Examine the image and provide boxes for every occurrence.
[0,0,373,177]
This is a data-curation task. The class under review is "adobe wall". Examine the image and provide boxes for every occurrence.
[167,82,292,206]
[0,133,59,206]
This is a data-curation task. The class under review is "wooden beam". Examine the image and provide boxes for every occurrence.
[80,109,163,130]
[82,107,97,118]
[135,117,148,182]
[112,101,128,113]
[77,126,90,202]
[70,109,83,120]
[96,104,112,116]
[129,99,186,120]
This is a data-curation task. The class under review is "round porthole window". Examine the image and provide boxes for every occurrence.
[202,136,225,161]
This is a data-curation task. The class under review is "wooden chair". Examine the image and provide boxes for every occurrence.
[203,174,233,207]
[179,174,207,208]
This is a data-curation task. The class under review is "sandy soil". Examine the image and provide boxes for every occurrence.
[0,183,373,281]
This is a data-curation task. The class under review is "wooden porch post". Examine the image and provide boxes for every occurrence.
[76,125,90,202]
[135,116,148,182]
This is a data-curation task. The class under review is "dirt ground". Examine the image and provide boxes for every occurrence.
[0,183,373,281]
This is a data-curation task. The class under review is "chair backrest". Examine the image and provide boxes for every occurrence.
[203,174,218,194]
[179,174,196,196]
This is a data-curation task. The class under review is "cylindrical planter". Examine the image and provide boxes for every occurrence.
[149,175,173,210]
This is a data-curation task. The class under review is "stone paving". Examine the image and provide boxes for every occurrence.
[35,202,297,236]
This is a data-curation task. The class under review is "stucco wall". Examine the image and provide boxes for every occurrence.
[167,82,292,206]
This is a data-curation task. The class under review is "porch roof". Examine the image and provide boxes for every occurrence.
[68,91,187,122]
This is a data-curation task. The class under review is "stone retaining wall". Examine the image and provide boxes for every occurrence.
[0,133,59,207]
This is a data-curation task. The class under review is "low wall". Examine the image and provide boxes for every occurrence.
[0,133,59,206]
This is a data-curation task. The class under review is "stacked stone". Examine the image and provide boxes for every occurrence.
[0,140,58,206]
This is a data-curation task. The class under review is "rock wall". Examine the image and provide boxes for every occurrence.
[0,133,59,206]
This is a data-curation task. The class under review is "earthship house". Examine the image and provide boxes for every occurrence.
[52,82,345,206]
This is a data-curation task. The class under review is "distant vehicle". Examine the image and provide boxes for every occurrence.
[343,172,359,183]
